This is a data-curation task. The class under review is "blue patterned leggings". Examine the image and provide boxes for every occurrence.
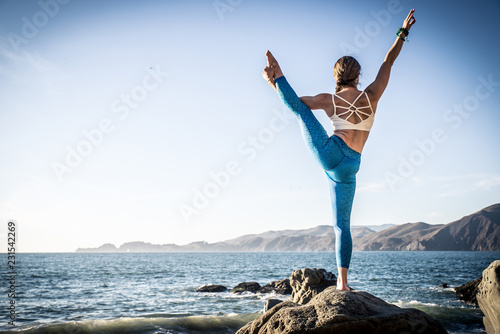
[275,76,361,269]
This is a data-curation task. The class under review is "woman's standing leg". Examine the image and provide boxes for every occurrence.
[328,175,356,290]
[325,138,360,291]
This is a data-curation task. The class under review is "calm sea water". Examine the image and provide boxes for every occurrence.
[1,251,499,334]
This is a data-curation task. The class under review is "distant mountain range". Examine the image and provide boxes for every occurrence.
[76,204,500,252]
[356,203,500,251]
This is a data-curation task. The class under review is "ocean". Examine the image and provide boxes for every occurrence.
[1,251,499,334]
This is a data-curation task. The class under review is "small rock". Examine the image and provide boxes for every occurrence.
[455,276,482,306]
[477,260,500,334]
[264,298,282,311]
[259,279,292,295]
[195,284,227,292]
[440,283,448,288]
[230,282,261,294]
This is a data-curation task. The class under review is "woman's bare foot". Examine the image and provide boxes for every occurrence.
[262,63,274,82]
[265,50,284,78]
[336,267,351,291]
[336,278,352,291]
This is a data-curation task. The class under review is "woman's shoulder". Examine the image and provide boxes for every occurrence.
[317,93,335,109]
[316,93,334,101]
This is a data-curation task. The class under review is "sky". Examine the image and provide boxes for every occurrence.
[0,0,499,252]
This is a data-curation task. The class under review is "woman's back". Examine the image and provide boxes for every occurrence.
[320,88,378,153]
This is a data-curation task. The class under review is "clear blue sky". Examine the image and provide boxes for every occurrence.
[1,0,499,252]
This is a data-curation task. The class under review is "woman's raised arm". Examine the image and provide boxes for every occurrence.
[365,9,416,102]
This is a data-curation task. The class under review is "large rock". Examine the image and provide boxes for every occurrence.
[477,260,500,334]
[454,276,482,306]
[236,287,447,334]
[289,268,336,304]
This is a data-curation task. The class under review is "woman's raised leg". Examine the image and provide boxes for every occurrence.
[274,76,332,164]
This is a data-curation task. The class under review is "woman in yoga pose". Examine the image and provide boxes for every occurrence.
[263,9,416,291]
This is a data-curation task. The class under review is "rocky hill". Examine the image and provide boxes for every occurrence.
[420,203,500,251]
[356,204,500,251]
[354,222,443,251]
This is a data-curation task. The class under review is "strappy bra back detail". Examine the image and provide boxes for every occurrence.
[329,91,375,131]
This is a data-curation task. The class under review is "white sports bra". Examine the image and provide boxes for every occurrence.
[329,91,375,131]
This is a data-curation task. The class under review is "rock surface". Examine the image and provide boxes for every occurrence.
[231,282,262,294]
[236,287,447,334]
[289,268,336,305]
[477,260,500,334]
[455,277,482,306]
[195,284,227,292]
[264,299,282,312]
